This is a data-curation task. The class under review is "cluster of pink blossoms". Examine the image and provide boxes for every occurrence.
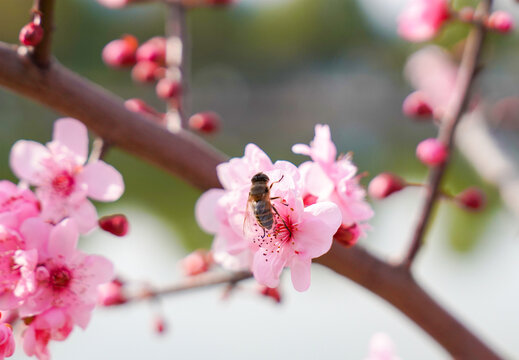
[0,118,124,359]
[196,124,373,291]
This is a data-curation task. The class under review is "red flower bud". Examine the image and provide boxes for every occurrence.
[188,112,221,134]
[131,61,160,83]
[136,37,166,65]
[180,250,213,276]
[487,11,514,33]
[19,23,44,46]
[99,214,129,237]
[98,280,127,306]
[153,316,167,334]
[259,285,282,303]
[368,173,406,199]
[455,187,486,211]
[334,224,361,248]
[416,138,448,166]
[102,35,138,68]
[156,78,182,100]
[402,91,433,119]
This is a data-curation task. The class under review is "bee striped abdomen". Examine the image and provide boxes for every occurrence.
[253,200,274,229]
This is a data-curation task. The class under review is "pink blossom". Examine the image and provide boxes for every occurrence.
[102,35,138,68]
[292,124,373,234]
[96,0,130,8]
[404,46,458,118]
[0,181,39,230]
[365,333,401,360]
[0,323,15,360]
[0,225,38,310]
[368,173,406,200]
[196,144,340,291]
[398,0,450,42]
[136,37,166,65]
[19,219,114,318]
[402,91,433,119]
[10,118,124,233]
[22,307,76,360]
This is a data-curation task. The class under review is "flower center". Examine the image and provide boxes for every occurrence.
[50,267,71,291]
[51,172,75,197]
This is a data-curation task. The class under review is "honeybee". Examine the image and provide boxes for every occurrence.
[244,172,291,239]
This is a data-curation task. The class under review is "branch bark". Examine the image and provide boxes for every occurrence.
[0,40,502,358]
[32,0,55,67]
[402,1,491,268]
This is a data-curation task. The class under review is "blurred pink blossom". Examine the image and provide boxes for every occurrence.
[0,323,14,360]
[10,118,124,233]
[0,181,39,231]
[365,333,401,360]
[398,0,450,42]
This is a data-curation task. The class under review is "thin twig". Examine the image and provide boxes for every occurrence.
[401,0,491,269]
[120,271,252,304]
[32,0,55,67]
[165,3,188,131]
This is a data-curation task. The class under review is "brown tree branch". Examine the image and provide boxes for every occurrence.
[0,40,502,358]
[32,0,55,67]
[0,42,225,190]
[402,1,491,268]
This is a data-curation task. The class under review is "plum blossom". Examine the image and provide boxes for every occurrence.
[0,322,14,360]
[292,124,373,243]
[10,118,124,233]
[0,181,39,230]
[0,225,38,310]
[196,143,342,291]
[22,307,77,360]
[19,219,114,318]
[398,0,450,42]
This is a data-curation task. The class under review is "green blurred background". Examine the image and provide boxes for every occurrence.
[0,0,515,254]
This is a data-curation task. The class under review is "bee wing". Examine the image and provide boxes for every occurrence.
[243,197,258,240]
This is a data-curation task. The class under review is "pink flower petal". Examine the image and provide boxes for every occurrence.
[9,140,50,184]
[70,200,99,234]
[78,161,124,202]
[295,202,341,258]
[48,219,79,259]
[289,257,311,292]
[20,218,53,255]
[305,163,334,199]
[52,118,89,163]
[195,189,225,233]
[252,249,284,288]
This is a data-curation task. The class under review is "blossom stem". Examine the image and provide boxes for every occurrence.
[32,0,55,67]
[88,137,112,163]
[401,0,492,269]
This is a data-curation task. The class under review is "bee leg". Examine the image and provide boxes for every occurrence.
[270,196,289,206]
[272,205,292,238]
[269,175,285,190]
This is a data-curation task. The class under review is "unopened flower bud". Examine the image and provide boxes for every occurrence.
[368,173,406,199]
[136,37,166,65]
[334,224,361,248]
[19,22,44,46]
[98,279,127,306]
[416,138,448,166]
[180,250,213,276]
[188,112,221,134]
[487,11,514,33]
[156,78,182,100]
[402,91,433,119]
[259,285,282,303]
[153,316,167,334]
[455,187,486,211]
[102,35,138,68]
[99,214,129,237]
[131,61,161,83]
